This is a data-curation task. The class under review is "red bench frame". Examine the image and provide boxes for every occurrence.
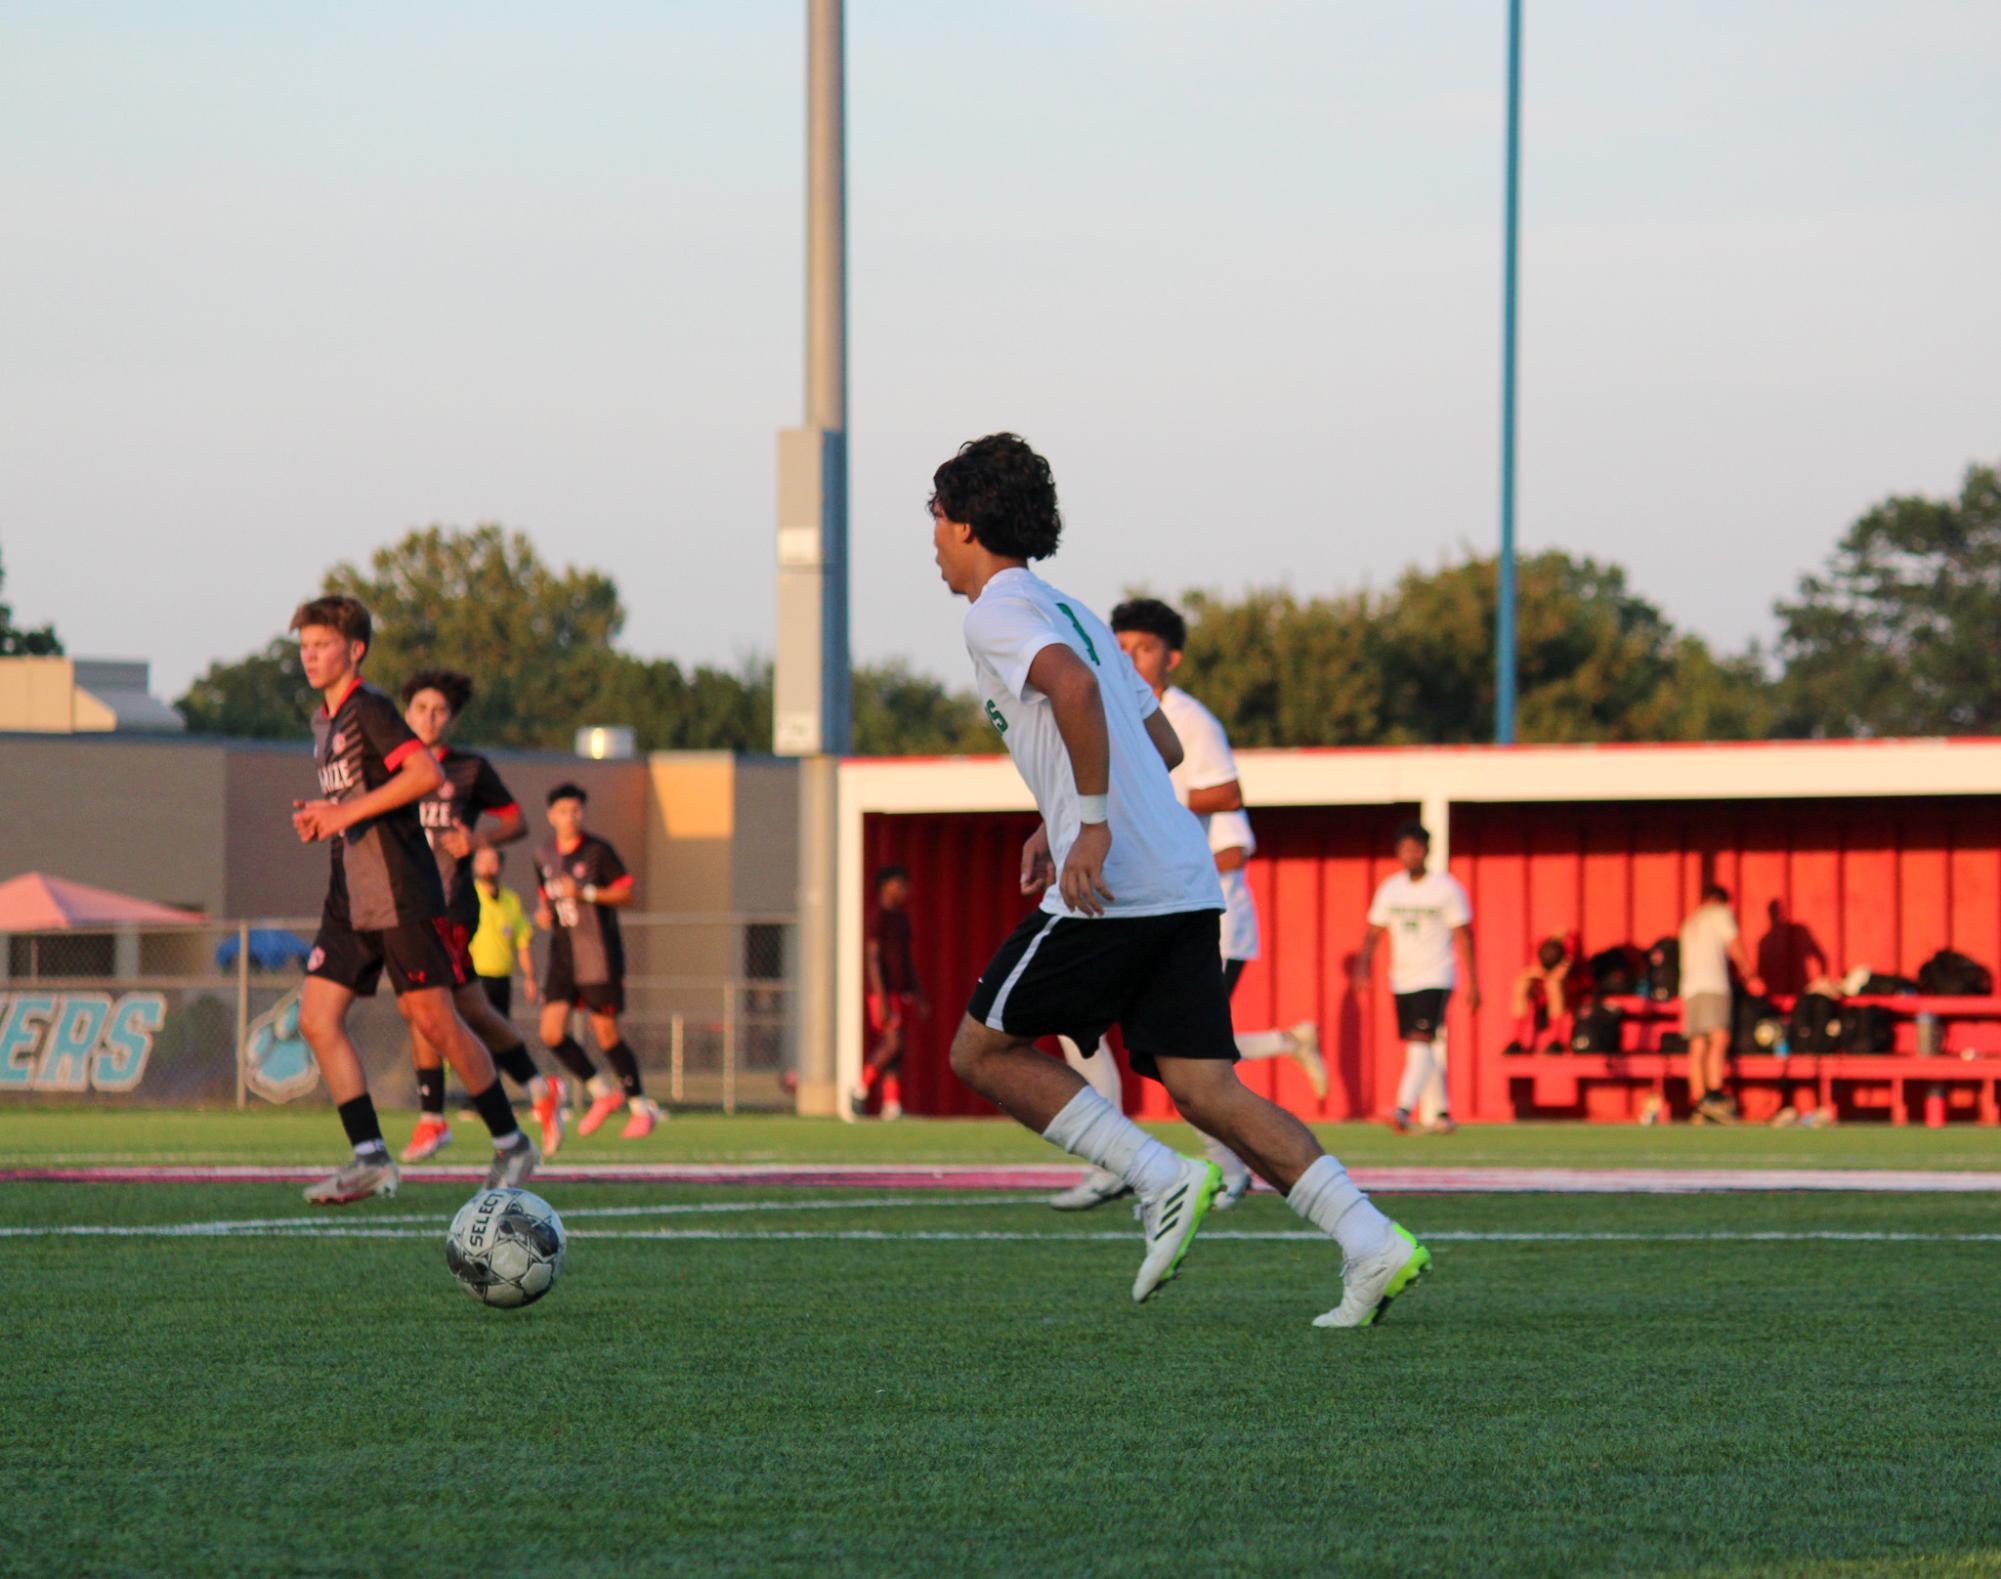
[1505,994,2001,1125]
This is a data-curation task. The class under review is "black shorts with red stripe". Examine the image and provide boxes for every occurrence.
[308,912,467,998]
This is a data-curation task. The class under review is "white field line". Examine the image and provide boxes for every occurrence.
[2,1190,1999,1244]
[5,1227,2001,1243]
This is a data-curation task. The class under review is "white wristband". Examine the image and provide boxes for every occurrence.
[581,883,599,903]
[1076,794,1109,825]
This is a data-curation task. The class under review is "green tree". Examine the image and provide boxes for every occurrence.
[852,661,992,755]
[1172,586,1385,747]
[1154,551,1772,746]
[177,637,313,739]
[1773,461,2001,737]
[0,544,62,656]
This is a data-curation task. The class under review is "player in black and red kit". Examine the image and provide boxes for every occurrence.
[398,669,567,1162]
[534,783,663,1139]
[851,865,928,1119]
[287,596,539,1204]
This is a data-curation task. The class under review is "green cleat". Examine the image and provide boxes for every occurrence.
[1313,1224,1432,1329]
[1131,1158,1223,1303]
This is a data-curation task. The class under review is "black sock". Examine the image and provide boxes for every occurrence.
[602,1041,644,1099]
[415,1067,446,1117]
[493,1041,540,1090]
[469,1080,523,1145]
[337,1095,386,1157]
[546,1036,597,1083]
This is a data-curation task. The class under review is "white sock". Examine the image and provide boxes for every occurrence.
[1395,1042,1434,1114]
[1425,1046,1450,1116]
[1198,1130,1249,1179]
[1059,1035,1124,1107]
[496,1130,529,1153]
[1233,1028,1293,1060]
[1286,1154,1393,1258]
[588,1075,618,1101]
[1041,1087,1182,1197]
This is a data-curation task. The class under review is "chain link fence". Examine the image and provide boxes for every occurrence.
[0,913,796,1112]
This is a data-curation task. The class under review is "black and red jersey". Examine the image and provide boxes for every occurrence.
[868,905,918,993]
[418,747,519,929]
[310,679,448,932]
[536,834,631,986]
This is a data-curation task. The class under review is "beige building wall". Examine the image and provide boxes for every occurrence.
[0,733,228,912]
[0,735,795,983]
[0,661,88,732]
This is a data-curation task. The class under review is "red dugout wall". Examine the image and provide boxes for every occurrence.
[865,793,2001,1123]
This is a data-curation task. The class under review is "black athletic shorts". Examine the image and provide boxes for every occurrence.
[544,951,625,1015]
[966,908,1236,1082]
[478,974,512,1017]
[307,913,465,998]
[1222,957,1248,997]
[1394,988,1451,1041]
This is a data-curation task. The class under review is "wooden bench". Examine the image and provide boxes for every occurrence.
[1504,993,2001,1125]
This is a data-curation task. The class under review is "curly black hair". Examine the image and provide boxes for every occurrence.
[400,667,474,715]
[930,433,1063,561]
[1392,820,1431,849]
[1109,597,1187,653]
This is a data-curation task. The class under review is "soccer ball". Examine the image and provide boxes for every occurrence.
[444,1187,566,1308]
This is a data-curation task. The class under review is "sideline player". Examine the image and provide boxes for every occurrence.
[1353,822,1479,1134]
[287,597,538,1203]
[535,784,664,1139]
[932,433,1429,1325]
[852,865,928,1119]
[1050,596,1326,1212]
[397,669,566,1161]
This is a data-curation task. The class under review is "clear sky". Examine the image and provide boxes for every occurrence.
[5,1,1997,706]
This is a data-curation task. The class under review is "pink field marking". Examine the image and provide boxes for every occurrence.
[5,1163,2001,1193]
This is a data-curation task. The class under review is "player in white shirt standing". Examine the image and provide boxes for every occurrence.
[1353,822,1480,1134]
[932,433,1430,1327]
[1048,597,1326,1212]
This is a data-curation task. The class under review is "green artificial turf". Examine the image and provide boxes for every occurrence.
[5,1105,2001,1171]
[2,1162,1999,1576]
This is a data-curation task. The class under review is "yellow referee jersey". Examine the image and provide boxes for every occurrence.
[470,882,533,979]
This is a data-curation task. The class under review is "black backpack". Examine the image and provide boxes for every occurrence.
[1643,936,1680,1002]
[1858,973,1919,997]
[1571,1006,1624,1054]
[1839,1004,1897,1054]
[1788,994,1842,1054]
[1733,994,1784,1053]
[1589,946,1642,997]
[1916,949,1993,997]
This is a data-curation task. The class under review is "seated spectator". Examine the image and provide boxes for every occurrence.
[1504,936,1574,1054]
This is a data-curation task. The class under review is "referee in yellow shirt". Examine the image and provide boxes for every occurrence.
[469,846,538,1016]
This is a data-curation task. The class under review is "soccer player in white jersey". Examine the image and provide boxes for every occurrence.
[931,433,1430,1326]
[1353,822,1480,1134]
[1048,597,1326,1213]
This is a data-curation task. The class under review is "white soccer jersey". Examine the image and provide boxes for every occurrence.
[965,569,1221,921]
[1367,869,1473,994]
[1159,686,1259,961]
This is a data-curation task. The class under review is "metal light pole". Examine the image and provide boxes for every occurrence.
[1495,0,1523,746]
[777,0,850,1116]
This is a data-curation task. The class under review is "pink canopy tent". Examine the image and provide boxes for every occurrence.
[0,872,205,929]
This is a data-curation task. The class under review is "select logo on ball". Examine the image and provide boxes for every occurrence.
[445,1187,566,1309]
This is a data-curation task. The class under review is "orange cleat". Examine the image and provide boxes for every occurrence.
[576,1089,626,1137]
[401,1117,452,1162]
[532,1079,566,1156]
[620,1098,663,1139]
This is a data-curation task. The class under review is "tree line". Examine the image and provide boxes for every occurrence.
[22,459,2001,752]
